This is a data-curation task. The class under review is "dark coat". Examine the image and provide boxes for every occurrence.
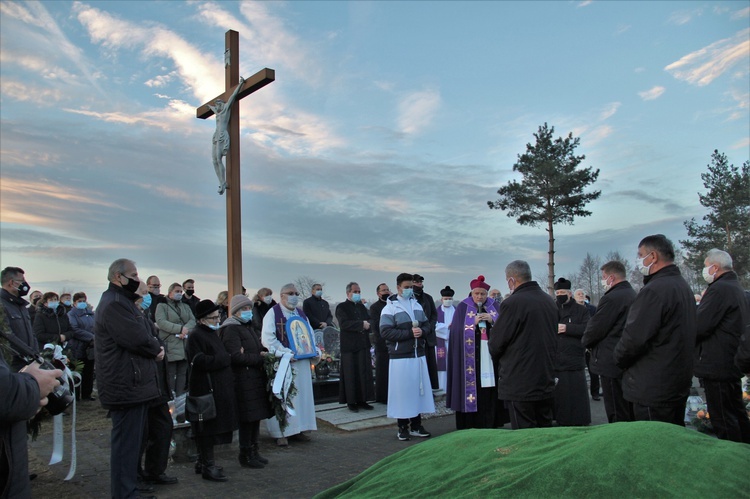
[736,291,750,373]
[186,324,237,437]
[303,296,333,330]
[555,299,590,371]
[0,289,35,371]
[94,283,162,410]
[0,356,40,499]
[613,265,696,407]
[66,307,95,361]
[251,299,276,334]
[219,318,273,423]
[33,305,74,350]
[489,281,558,402]
[581,281,637,378]
[369,298,389,353]
[182,294,200,316]
[695,271,749,381]
[414,290,437,346]
[335,300,371,353]
[144,315,172,406]
[379,295,430,358]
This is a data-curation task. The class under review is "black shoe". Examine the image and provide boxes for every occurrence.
[409,426,431,438]
[202,464,228,482]
[135,481,155,493]
[142,473,178,485]
[358,402,374,410]
[239,449,264,469]
[347,404,359,412]
[592,395,601,401]
[251,443,269,465]
[397,426,410,441]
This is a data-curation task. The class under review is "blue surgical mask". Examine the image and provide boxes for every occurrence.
[315,290,323,298]
[240,310,253,323]
[48,301,59,310]
[287,295,300,307]
[402,288,413,299]
[140,293,152,309]
[208,323,220,331]
[62,300,72,307]
[173,292,183,301]
[351,293,361,303]
[76,302,88,310]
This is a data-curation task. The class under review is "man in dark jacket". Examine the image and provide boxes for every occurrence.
[369,283,391,403]
[95,258,164,498]
[146,275,166,323]
[303,283,333,329]
[613,234,696,426]
[489,260,558,430]
[737,290,750,374]
[0,267,36,371]
[181,278,200,315]
[412,274,439,391]
[582,260,636,423]
[695,248,750,443]
[335,282,374,412]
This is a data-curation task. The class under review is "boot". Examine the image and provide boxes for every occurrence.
[251,443,269,465]
[201,460,229,482]
[195,461,224,474]
[238,447,264,469]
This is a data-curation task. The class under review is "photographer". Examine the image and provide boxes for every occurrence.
[0,355,63,498]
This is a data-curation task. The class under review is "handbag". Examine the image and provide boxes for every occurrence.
[186,356,216,423]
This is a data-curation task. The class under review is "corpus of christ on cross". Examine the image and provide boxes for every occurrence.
[196,30,274,297]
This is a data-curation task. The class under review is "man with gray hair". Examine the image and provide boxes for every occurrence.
[695,248,750,443]
[614,234,696,426]
[489,260,558,429]
[335,282,374,412]
[95,258,164,498]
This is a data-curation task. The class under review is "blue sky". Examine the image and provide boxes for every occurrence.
[1,0,748,305]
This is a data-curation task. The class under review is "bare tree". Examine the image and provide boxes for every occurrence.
[575,253,602,304]
[293,276,323,300]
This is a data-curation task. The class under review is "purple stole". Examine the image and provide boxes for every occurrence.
[436,306,448,371]
[460,297,498,412]
[272,304,309,348]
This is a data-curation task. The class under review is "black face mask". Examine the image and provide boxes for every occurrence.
[379,293,389,301]
[185,289,195,297]
[413,286,423,296]
[556,294,569,305]
[121,275,141,294]
[16,281,30,297]
[32,296,41,305]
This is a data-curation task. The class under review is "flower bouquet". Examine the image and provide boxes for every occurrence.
[690,404,713,434]
[264,353,297,433]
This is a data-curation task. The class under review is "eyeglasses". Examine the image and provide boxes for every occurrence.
[284,292,300,296]
[205,315,220,320]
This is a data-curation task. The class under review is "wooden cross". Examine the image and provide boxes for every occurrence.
[196,30,275,297]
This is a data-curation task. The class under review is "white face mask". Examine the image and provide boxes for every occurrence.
[263,295,273,305]
[442,299,453,308]
[286,295,300,308]
[601,278,611,292]
[636,253,654,276]
[702,265,716,284]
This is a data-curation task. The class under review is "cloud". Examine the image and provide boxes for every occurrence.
[668,8,703,25]
[599,102,621,120]
[731,7,750,20]
[665,29,750,87]
[396,88,442,136]
[608,190,685,213]
[614,24,631,36]
[63,99,195,132]
[577,1,593,8]
[730,137,750,150]
[638,86,666,101]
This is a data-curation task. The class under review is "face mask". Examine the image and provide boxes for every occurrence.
[16,281,30,297]
[402,288,414,299]
[413,286,423,296]
[32,296,41,305]
[141,293,152,309]
[702,265,716,284]
[240,310,254,323]
[556,295,568,305]
[351,293,361,303]
[442,299,453,307]
[601,278,611,292]
[379,293,389,301]
[76,302,88,310]
[48,301,60,311]
[636,253,653,276]
[507,278,516,294]
[263,296,273,305]
[185,289,195,297]
[121,274,141,293]
[173,292,184,301]
[315,290,323,298]
[208,323,220,331]
[62,300,72,307]
[287,295,300,307]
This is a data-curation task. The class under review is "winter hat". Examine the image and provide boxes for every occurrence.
[470,275,490,291]
[229,294,253,316]
[195,299,220,320]
[440,286,455,297]
[554,278,572,291]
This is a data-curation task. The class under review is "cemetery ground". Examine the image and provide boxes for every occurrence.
[27,388,614,499]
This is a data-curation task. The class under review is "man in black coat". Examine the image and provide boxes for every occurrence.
[181,278,200,315]
[95,258,164,498]
[335,282,374,411]
[695,248,750,443]
[614,234,696,426]
[489,260,558,430]
[582,260,636,423]
[369,283,391,403]
[302,283,333,330]
[412,274,439,391]
[0,267,36,371]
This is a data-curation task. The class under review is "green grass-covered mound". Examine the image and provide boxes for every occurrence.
[317,422,749,498]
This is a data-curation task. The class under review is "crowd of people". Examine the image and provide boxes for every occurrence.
[2,233,750,498]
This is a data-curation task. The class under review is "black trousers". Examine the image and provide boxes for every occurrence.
[506,398,554,430]
[397,415,422,429]
[374,345,389,403]
[600,375,633,423]
[140,403,173,478]
[702,378,750,443]
[110,403,147,498]
[425,344,439,390]
[77,357,95,400]
[632,399,686,427]
[339,349,374,405]
[238,420,261,449]
[585,351,600,397]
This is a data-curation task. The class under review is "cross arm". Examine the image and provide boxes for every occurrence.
[196,67,275,120]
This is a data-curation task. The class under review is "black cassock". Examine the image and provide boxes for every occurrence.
[335,300,374,405]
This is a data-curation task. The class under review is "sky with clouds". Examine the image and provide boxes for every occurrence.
[1,0,748,305]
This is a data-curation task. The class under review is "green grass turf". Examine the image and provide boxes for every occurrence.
[316,422,750,498]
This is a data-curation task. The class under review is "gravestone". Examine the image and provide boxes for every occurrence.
[322,326,340,359]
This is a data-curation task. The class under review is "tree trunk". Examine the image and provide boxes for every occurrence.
[547,219,555,295]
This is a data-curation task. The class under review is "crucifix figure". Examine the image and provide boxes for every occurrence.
[196,30,275,296]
